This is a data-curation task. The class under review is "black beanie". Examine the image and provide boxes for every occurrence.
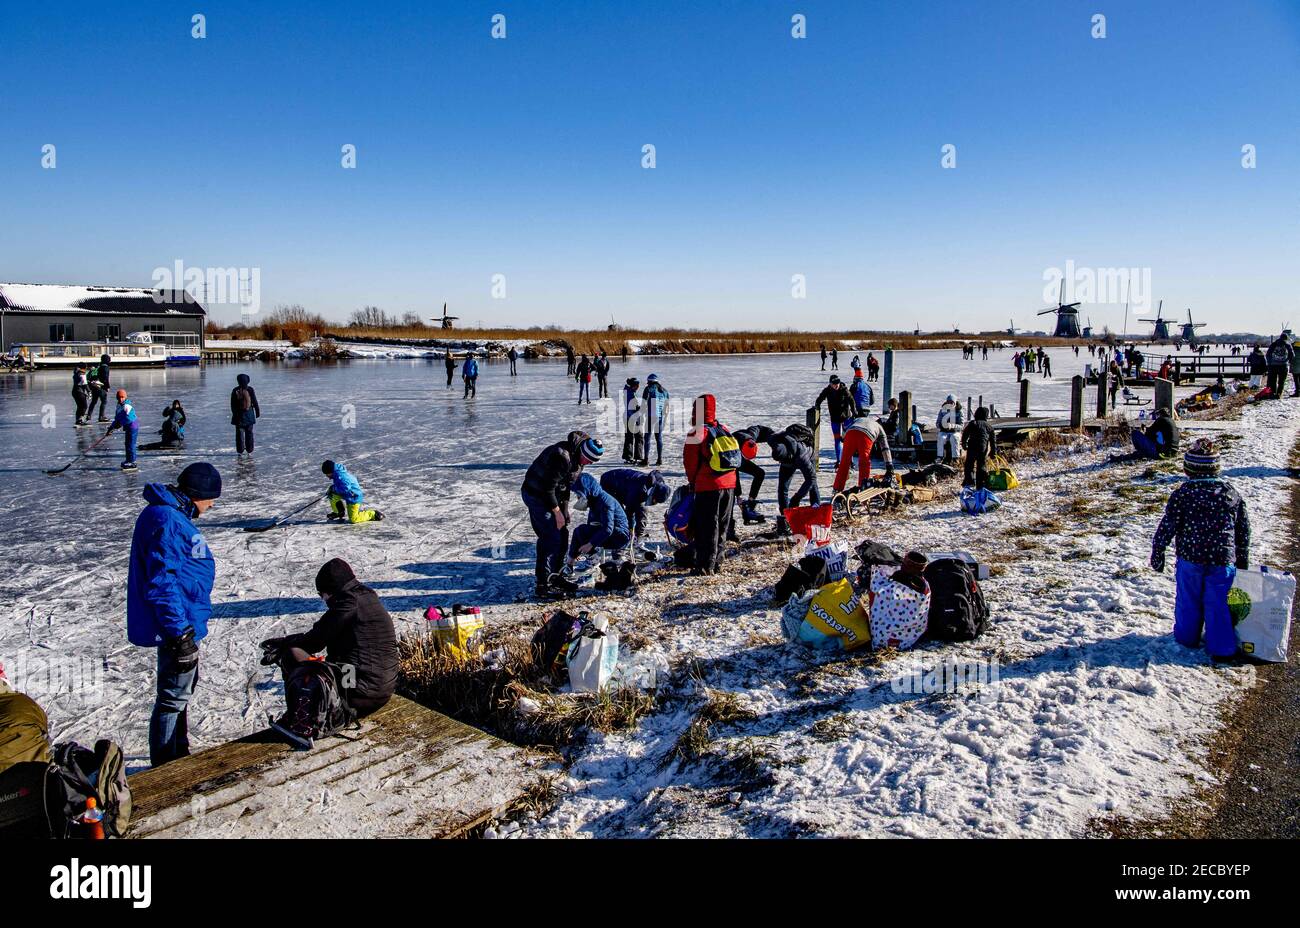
[315,558,355,595]
[321,460,335,476]
[178,462,222,500]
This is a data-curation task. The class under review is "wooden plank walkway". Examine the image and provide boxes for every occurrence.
[127,695,542,838]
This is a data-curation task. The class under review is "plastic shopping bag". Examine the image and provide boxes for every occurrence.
[784,503,834,547]
[567,614,620,693]
[1230,566,1295,663]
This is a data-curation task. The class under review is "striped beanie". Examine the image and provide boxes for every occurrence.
[580,437,605,463]
[1184,438,1220,478]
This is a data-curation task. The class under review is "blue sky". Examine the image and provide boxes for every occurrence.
[2,0,1298,333]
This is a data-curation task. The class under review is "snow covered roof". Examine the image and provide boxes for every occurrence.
[0,283,206,316]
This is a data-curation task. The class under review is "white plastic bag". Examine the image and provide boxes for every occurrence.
[567,614,620,693]
[1231,566,1295,663]
[803,541,850,581]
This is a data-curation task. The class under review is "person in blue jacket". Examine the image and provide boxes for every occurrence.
[600,467,670,553]
[105,388,140,470]
[565,471,631,570]
[640,374,670,466]
[127,462,221,766]
[322,460,383,523]
[462,354,479,398]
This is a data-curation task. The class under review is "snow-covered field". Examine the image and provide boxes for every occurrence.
[1,349,1291,837]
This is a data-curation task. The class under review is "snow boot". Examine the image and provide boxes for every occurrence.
[548,572,580,595]
[740,500,766,525]
[373,511,384,521]
[121,461,138,471]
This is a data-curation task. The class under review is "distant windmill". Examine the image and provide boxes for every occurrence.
[1082,316,1094,338]
[432,302,459,330]
[1007,318,1017,336]
[1037,279,1082,338]
[607,313,620,333]
[1139,300,1172,341]
[1180,308,1206,343]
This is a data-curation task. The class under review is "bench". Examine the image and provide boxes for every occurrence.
[127,695,543,838]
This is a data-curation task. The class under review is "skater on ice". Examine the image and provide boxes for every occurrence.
[105,388,140,471]
[230,373,261,456]
[322,460,384,523]
[814,374,861,464]
[640,373,669,466]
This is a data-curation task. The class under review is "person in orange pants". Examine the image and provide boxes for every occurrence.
[833,417,893,493]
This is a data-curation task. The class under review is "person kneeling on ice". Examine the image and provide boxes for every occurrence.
[259,558,398,749]
[833,415,893,494]
[565,472,632,580]
[600,467,670,556]
[105,389,140,471]
[1150,439,1251,663]
[141,400,187,451]
[127,462,221,766]
[322,460,383,523]
[960,406,998,489]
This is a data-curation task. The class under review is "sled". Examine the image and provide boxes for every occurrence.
[831,486,888,520]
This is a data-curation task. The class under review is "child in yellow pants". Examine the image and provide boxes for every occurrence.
[322,460,384,523]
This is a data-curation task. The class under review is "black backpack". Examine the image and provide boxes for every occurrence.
[530,611,585,675]
[45,740,132,838]
[280,660,356,742]
[785,423,815,449]
[773,555,830,605]
[923,558,989,641]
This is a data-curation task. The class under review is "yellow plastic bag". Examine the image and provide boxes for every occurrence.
[986,456,1019,491]
[425,607,485,662]
[803,578,873,651]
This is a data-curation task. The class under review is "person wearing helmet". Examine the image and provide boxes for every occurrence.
[522,431,602,598]
[640,373,670,466]
[600,467,670,556]
[321,460,383,523]
[935,394,964,465]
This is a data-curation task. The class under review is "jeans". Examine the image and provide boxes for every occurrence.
[149,647,198,767]
[1173,560,1238,658]
[88,387,108,420]
[570,523,630,560]
[642,427,663,464]
[523,491,568,586]
[578,380,590,403]
[509,358,517,375]
[778,462,820,512]
[123,425,138,464]
[235,423,255,453]
[830,419,847,463]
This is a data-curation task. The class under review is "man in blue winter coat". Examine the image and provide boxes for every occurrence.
[565,471,631,570]
[127,462,221,766]
[322,460,383,523]
[600,467,670,551]
[462,354,479,398]
[1151,439,1251,661]
[105,388,140,470]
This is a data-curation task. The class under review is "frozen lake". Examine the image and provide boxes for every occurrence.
[0,348,1098,763]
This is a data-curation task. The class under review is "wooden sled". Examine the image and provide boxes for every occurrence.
[831,486,889,520]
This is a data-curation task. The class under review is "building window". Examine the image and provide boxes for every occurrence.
[49,324,74,342]
[97,323,122,340]
[143,324,165,333]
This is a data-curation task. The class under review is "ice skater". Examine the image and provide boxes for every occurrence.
[105,389,140,470]
[230,373,260,456]
[444,351,457,387]
[522,432,603,599]
[462,354,479,398]
[641,373,669,466]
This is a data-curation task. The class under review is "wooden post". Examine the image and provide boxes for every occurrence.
[806,406,821,464]
[899,389,913,444]
[967,396,973,420]
[1018,378,1030,417]
[1154,377,1174,415]
[882,349,894,414]
[1070,375,1085,429]
[1096,371,1110,417]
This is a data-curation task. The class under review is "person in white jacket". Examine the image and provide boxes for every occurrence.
[936,394,964,465]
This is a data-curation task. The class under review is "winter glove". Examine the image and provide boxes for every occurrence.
[259,637,288,666]
[164,628,199,669]
[1150,550,1166,573]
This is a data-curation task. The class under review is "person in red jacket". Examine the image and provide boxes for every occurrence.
[683,394,738,575]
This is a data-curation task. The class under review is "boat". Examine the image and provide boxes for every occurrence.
[8,339,168,368]
[126,330,202,365]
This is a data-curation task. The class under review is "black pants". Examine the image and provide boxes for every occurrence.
[737,457,764,501]
[597,376,608,398]
[1267,366,1286,398]
[509,359,517,375]
[445,368,454,386]
[623,429,644,462]
[464,376,477,398]
[691,487,734,573]
[72,389,88,423]
[87,387,108,420]
[235,424,255,453]
[524,491,569,586]
[964,449,989,489]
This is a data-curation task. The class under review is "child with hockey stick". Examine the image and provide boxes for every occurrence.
[322,460,383,523]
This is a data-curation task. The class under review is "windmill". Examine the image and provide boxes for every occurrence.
[1139,300,1172,341]
[1180,308,1206,344]
[432,303,459,330]
[1037,279,1082,338]
[1082,316,1094,338]
[1007,318,1017,336]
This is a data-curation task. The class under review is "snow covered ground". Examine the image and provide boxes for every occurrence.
[0,349,1290,838]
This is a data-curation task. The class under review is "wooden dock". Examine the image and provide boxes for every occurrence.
[127,695,543,838]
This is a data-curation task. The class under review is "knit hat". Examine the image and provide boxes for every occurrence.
[579,437,604,463]
[647,373,659,383]
[178,462,222,500]
[1184,438,1220,478]
[321,460,336,476]
[315,557,356,595]
[829,375,841,385]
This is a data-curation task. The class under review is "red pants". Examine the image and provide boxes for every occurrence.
[834,431,874,493]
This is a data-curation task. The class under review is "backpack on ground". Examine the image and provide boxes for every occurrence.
[45,740,132,838]
[530,610,586,676]
[706,426,742,473]
[276,659,356,747]
[785,423,815,448]
[773,555,830,605]
[923,557,989,642]
[665,488,694,546]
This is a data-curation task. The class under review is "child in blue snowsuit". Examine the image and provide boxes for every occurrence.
[105,389,140,470]
[1150,439,1250,660]
[322,460,383,523]
[600,467,670,549]
[566,471,630,568]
